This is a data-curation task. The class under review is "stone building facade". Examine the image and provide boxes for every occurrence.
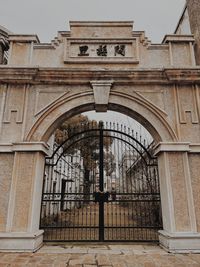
[176,0,200,65]
[0,1,200,253]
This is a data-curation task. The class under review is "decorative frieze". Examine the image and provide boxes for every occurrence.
[176,85,199,124]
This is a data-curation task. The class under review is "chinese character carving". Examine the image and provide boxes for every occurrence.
[78,45,89,56]
[115,45,125,56]
[97,45,107,56]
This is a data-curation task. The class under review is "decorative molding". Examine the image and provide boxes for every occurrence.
[34,89,70,117]
[189,144,200,153]
[189,42,196,66]
[21,84,29,140]
[154,142,200,155]
[29,41,34,65]
[135,91,167,116]
[0,142,50,155]
[26,90,93,141]
[163,35,195,43]
[0,84,7,134]
[136,90,165,110]
[195,84,200,121]
[0,143,13,152]
[164,68,200,82]
[0,67,200,84]
[169,42,173,66]
[0,230,43,252]
[176,85,199,124]
[0,67,38,83]
[9,34,40,43]
[13,142,50,155]
[70,21,134,28]
[154,142,190,155]
[3,85,26,124]
[159,230,200,253]
[173,84,181,139]
[110,90,178,142]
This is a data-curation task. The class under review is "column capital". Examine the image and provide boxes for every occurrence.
[0,142,50,155]
[154,142,190,156]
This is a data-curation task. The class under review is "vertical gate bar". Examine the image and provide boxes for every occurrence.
[89,144,92,241]
[99,122,104,241]
[112,129,116,240]
[74,149,78,240]
[58,156,61,241]
[148,163,153,240]
[110,130,113,240]
[119,125,123,239]
[39,161,47,238]
[63,157,66,241]
[124,134,128,240]
[127,133,131,240]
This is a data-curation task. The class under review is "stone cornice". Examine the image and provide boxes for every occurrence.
[70,21,134,28]
[0,67,38,82]
[163,34,194,43]
[0,67,200,85]
[9,34,40,43]
[164,68,200,83]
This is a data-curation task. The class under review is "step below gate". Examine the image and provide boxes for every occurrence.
[40,121,162,242]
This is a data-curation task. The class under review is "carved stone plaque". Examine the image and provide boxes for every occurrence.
[64,38,139,63]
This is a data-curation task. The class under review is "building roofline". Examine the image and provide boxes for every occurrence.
[69,21,134,28]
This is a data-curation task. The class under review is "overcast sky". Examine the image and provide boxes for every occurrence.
[1,0,185,43]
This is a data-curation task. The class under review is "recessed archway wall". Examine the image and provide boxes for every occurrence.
[26,89,178,143]
[0,21,200,252]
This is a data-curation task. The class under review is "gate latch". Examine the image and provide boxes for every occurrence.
[93,191,110,203]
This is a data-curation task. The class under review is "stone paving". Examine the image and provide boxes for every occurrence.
[1,244,200,267]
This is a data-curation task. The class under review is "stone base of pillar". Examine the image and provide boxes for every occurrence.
[159,230,200,253]
[0,230,44,252]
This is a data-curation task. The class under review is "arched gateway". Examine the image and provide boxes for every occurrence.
[40,120,162,242]
[0,21,200,252]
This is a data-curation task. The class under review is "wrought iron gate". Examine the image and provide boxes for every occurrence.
[40,121,162,242]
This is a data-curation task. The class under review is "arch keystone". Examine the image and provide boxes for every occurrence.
[90,80,113,112]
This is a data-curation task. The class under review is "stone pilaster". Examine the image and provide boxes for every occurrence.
[0,142,48,251]
[155,142,200,253]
